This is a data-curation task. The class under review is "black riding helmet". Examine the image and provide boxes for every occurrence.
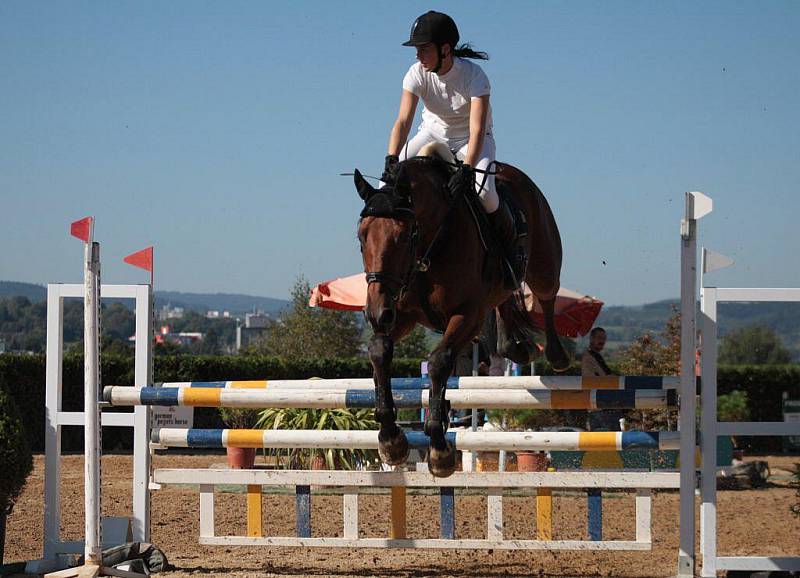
[402,11,459,73]
[402,11,459,48]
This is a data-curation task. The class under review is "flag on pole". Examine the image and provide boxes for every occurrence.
[123,246,154,273]
[70,216,93,242]
[702,248,735,274]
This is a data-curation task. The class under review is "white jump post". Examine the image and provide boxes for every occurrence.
[45,233,147,578]
[699,262,800,575]
[84,240,102,569]
[677,191,712,577]
[45,239,103,577]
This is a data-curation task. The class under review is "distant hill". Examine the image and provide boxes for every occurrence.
[0,281,47,302]
[3,280,799,358]
[0,281,289,316]
[155,291,288,316]
[595,299,681,344]
[594,298,800,360]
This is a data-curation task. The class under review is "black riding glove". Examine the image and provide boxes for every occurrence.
[381,154,400,184]
[448,163,473,200]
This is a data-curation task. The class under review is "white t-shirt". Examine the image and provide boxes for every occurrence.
[402,57,493,141]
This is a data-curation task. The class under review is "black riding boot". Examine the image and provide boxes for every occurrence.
[487,203,526,289]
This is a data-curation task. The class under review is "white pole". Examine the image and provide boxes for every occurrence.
[43,286,65,562]
[132,284,153,544]
[471,341,479,471]
[699,286,719,577]
[84,241,102,567]
[677,191,711,577]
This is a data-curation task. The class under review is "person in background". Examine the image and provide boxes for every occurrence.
[582,327,624,431]
[582,326,612,377]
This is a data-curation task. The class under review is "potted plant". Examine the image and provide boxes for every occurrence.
[255,407,378,470]
[218,407,263,469]
[0,386,33,564]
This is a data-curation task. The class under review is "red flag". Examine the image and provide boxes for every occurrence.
[70,216,93,242]
[123,246,154,273]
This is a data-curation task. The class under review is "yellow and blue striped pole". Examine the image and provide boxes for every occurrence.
[151,428,681,452]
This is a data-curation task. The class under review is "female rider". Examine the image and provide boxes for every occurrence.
[382,10,520,286]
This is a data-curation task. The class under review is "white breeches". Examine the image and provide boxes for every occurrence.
[401,128,499,213]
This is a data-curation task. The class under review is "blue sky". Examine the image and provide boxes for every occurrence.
[1,1,798,306]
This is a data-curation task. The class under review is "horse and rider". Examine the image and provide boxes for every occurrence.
[355,11,569,477]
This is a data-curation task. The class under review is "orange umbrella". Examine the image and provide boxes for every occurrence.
[310,273,603,338]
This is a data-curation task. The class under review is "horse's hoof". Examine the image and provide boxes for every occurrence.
[547,345,571,373]
[427,440,457,478]
[378,428,409,466]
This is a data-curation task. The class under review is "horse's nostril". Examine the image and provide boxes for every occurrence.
[377,307,396,330]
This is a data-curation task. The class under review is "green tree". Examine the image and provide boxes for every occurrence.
[167,311,237,351]
[154,340,183,356]
[393,325,430,359]
[193,326,223,355]
[252,276,363,360]
[719,325,793,365]
[0,296,47,352]
[615,309,682,430]
[616,309,681,376]
[102,303,136,344]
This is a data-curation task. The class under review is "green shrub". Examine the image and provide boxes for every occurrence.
[218,407,261,429]
[717,390,750,422]
[0,385,33,510]
[255,407,378,470]
[3,353,799,453]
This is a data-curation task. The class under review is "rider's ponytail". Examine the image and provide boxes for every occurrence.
[453,43,489,60]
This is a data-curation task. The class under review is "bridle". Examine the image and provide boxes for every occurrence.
[361,194,449,308]
[358,157,493,312]
[363,208,422,307]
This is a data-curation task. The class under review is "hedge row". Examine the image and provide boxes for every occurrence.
[1,354,798,453]
[0,354,421,452]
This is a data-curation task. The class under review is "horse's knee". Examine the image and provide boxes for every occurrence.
[368,334,393,367]
[428,347,454,381]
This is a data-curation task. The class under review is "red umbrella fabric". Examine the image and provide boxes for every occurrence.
[310,273,603,338]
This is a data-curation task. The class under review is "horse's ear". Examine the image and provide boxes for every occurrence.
[354,169,375,201]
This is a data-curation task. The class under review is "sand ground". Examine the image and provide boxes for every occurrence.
[4,454,799,577]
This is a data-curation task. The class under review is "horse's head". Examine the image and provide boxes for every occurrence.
[354,169,417,334]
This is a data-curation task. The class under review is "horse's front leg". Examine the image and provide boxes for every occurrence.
[425,312,483,478]
[369,332,409,466]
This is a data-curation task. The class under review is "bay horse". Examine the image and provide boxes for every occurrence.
[355,144,569,477]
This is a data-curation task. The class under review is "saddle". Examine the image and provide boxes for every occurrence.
[414,143,528,289]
